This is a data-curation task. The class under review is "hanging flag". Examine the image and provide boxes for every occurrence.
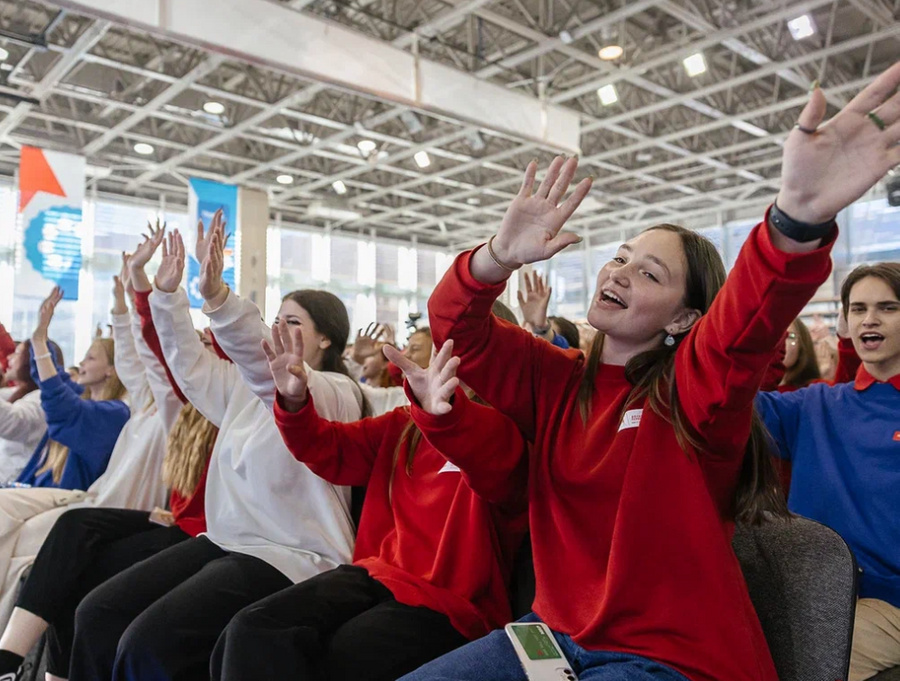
[17,147,85,300]
[186,178,238,308]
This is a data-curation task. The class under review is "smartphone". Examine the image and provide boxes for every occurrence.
[505,622,578,681]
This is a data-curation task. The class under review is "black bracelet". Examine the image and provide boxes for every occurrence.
[769,202,835,243]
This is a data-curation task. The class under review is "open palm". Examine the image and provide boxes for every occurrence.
[778,61,900,224]
[155,231,185,293]
[131,220,166,269]
[262,319,309,410]
[33,286,63,343]
[384,340,459,415]
[493,156,593,267]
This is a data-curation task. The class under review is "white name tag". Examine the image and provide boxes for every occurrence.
[439,461,461,474]
[618,409,643,432]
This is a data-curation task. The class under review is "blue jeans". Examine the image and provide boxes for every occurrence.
[398,614,690,681]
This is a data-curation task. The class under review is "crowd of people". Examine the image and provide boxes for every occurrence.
[0,63,896,681]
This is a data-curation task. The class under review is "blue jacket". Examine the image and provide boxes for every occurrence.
[15,347,129,490]
[756,370,900,608]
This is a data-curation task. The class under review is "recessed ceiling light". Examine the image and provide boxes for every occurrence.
[0,47,8,62]
[787,14,817,40]
[133,142,154,155]
[635,152,653,162]
[597,84,618,106]
[332,180,347,195]
[203,101,225,115]
[598,45,624,61]
[683,52,707,77]
[357,139,377,155]
[558,30,574,45]
[714,176,730,186]
[414,151,431,168]
[467,197,481,205]
[276,174,294,185]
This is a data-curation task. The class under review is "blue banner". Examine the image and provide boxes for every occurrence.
[187,178,238,308]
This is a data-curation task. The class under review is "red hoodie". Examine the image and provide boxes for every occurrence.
[427,217,835,681]
[134,290,210,538]
[273,386,528,640]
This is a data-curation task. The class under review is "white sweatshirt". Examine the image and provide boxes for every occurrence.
[80,312,179,510]
[151,286,358,583]
[0,388,45,484]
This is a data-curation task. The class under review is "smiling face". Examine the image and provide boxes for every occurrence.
[4,342,31,384]
[587,228,703,363]
[77,340,113,390]
[847,275,900,380]
[404,330,432,369]
[275,299,330,371]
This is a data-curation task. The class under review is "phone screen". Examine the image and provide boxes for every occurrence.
[510,624,562,660]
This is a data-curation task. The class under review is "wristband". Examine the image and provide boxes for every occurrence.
[486,236,520,272]
[532,324,551,336]
[33,352,52,361]
[769,202,835,243]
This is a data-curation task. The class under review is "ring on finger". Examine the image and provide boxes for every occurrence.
[867,111,887,131]
[793,123,818,135]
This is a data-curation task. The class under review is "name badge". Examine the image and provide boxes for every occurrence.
[618,409,643,432]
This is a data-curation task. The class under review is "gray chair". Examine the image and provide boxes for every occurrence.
[733,515,858,681]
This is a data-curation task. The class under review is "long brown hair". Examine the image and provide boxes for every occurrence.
[38,338,127,484]
[163,402,218,496]
[281,290,370,416]
[577,224,787,525]
[783,319,821,388]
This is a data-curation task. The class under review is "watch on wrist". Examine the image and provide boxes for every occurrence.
[769,202,835,243]
[533,324,551,336]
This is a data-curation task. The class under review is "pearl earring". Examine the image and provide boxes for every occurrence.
[664,334,675,347]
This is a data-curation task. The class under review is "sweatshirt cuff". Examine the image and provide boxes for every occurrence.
[755,206,838,282]
[404,383,468,432]
[150,285,190,311]
[111,312,131,327]
[273,391,317,428]
[202,287,240,322]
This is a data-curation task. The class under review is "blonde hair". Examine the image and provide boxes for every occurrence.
[38,338,127,484]
[163,402,218,497]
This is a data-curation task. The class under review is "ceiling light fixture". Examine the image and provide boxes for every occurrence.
[0,47,8,62]
[332,180,347,195]
[558,30,574,45]
[414,151,431,168]
[357,139,377,155]
[276,174,294,185]
[307,201,362,222]
[683,52,707,77]
[597,84,618,106]
[203,101,225,115]
[598,45,624,61]
[133,142,154,155]
[787,14,817,40]
[635,152,653,162]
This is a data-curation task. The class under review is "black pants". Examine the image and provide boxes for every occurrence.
[16,507,190,677]
[211,564,468,681]
[69,535,292,681]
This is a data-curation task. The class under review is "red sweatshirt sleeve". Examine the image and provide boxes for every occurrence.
[273,392,395,486]
[832,337,861,384]
[0,322,15,372]
[676,216,836,454]
[134,290,187,405]
[427,250,581,441]
[760,331,788,392]
[406,384,528,510]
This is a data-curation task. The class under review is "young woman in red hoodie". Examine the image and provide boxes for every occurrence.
[209,324,528,681]
[401,63,900,681]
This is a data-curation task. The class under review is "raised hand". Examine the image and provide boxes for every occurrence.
[351,323,386,365]
[262,319,309,412]
[33,286,64,344]
[777,61,900,225]
[491,156,593,269]
[383,340,459,416]
[112,253,130,315]
[131,219,166,270]
[517,271,552,331]
[199,224,227,305]
[195,208,228,264]
[154,231,186,293]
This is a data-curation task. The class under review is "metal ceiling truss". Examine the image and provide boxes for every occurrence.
[0,0,895,248]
